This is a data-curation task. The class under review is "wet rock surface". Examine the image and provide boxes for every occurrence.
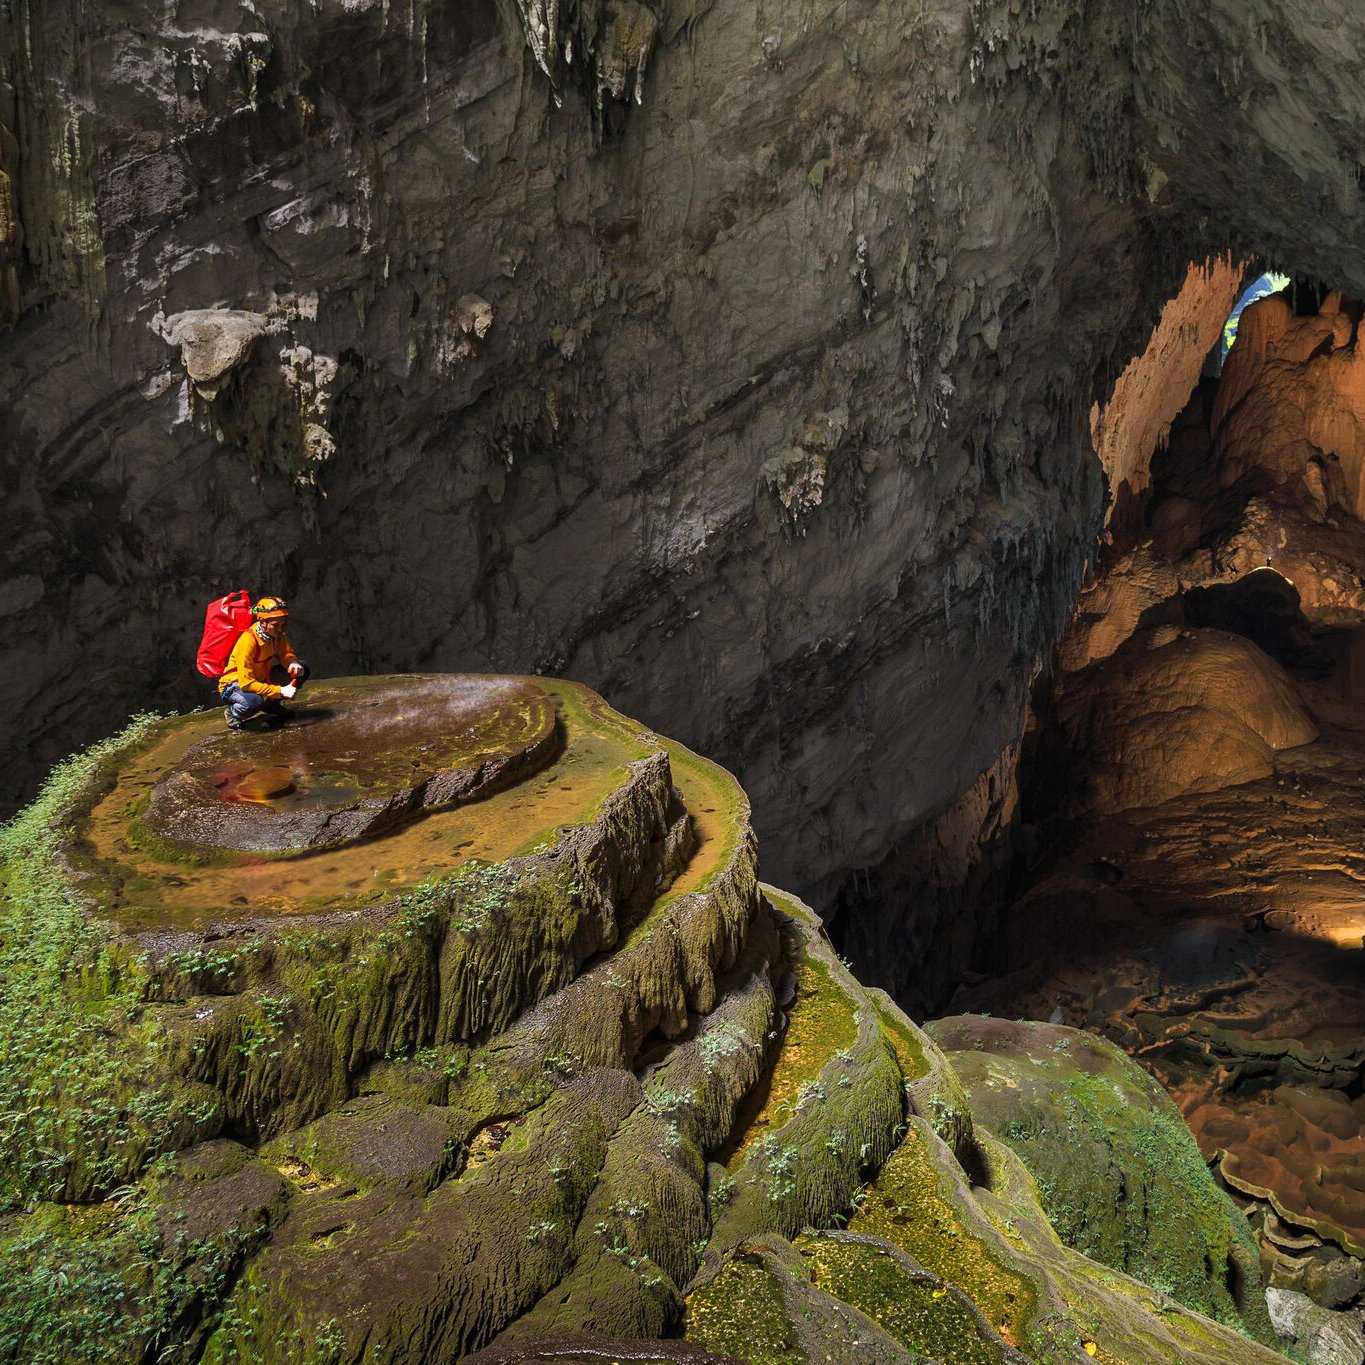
[140,674,560,853]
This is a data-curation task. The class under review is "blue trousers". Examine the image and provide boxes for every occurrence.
[221,682,286,728]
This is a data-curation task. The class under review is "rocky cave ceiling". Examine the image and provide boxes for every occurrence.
[5,0,1365,908]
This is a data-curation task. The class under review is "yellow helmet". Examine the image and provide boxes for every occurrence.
[252,595,289,621]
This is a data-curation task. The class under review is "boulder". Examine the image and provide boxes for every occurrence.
[1265,1288,1365,1365]
[164,309,267,397]
[1058,628,1318,815]
[926,1015,1273,1339]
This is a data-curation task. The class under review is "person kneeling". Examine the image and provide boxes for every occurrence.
[218,596,309,730]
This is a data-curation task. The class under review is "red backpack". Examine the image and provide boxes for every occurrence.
[196,590,254,678]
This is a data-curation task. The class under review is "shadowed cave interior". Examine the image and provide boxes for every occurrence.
[833,271,1365,1348]
[7,3,1365,1361]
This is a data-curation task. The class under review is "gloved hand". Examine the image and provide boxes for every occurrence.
[280,684,298,700]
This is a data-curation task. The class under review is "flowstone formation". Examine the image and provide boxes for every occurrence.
[0,676,1289,1362]
[141,675,561,853]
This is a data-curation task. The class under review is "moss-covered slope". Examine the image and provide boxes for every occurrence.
[0,680,1292,1363]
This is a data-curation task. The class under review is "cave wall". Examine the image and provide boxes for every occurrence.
[4,0,1365,908]
[1090,256,1244,535]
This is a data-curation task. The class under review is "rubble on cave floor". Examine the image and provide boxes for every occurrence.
[0,675,1288,1362]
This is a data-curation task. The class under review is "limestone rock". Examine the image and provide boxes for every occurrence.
[1057,628,1318,815]
[927,1015,1272,1339]
[0,684,1293,1362]
[22,0,1365,913]
[1090,257,1244,526]
[164,309,267,397]
[1194,1085,1365,1260]
[1215,292,1365,522]
[1266,1288,1365,1365]
[140,675,562,854]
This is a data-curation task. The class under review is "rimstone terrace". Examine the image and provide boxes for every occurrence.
[1,675,1291,1361]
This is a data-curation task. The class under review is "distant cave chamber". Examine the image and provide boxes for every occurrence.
[834,265,1365,1302]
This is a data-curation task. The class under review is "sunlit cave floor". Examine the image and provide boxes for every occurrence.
[959,630,1365,1297]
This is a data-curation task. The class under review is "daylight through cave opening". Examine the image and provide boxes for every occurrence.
[904,264,1365,1319]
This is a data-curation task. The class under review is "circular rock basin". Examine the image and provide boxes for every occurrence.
[228,766,296,802]
[141,675,561,854]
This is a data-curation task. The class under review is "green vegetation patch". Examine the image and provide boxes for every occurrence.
[849,1121,1037,1352]
[872,998,930,1084]
[930,1020,1273,1343]
[794,1232,1007,1364]
[0,1198,215,1363]
[684,1253,805,1364]
[725,950,856,1168]
[0,1140,282,1365]
[0,715,215,1207]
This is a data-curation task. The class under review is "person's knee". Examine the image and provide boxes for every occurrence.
[225,686,264,722]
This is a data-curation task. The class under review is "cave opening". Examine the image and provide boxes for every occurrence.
[1219,271,1291,368]
[830,262,1365,1314]
[986,266,1365,1314]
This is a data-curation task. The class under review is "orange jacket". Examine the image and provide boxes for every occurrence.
[218,625,298,699]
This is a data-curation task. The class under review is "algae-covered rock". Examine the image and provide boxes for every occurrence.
[0,677,1294,1362]
[926,1015,1274,1343]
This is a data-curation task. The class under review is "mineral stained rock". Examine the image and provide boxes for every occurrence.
[1054,628,1318,816]
[1213,292,1365,521]
[0,678,1292,1361]
[962,348,1365,1322]
[140,674,561,853]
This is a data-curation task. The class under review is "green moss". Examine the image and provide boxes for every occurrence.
[0,1174,245,1363]
[684,1255,805,1363]
[724,947,857,1169]
[794,1233,1007,1364]
[67,679,653,933]
[654,738,747,904]
[849,1122,1037,1352]
[951,1037,1272,1341]
[201,1292,348,1365]
[872,998,930,1084]
[0,715,212,1207]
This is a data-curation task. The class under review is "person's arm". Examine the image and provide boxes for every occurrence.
[279,632,299,672]
[228,630,283,698]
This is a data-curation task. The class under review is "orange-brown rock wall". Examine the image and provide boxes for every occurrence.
[1090,256,1244,527]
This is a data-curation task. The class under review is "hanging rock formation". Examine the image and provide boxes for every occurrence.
[6,0,1365,923]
